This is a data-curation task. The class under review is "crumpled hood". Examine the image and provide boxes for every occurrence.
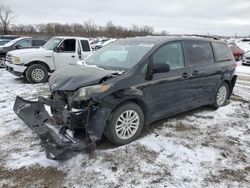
[8,48,51,56]
[49,64,116,91]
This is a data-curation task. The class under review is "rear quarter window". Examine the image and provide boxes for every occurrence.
[212,42,232,62]
[81,40,91,51]
[183,41,214,66]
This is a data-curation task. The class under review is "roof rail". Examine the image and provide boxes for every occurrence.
[182,34,220,40]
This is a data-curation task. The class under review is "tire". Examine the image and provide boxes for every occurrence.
[211,82,229,109]
[105,102,144,145]
[25,64,48,83]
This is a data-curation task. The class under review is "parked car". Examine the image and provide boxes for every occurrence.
[14,36,237,159]
[94,39,117,49]
[228,44,244,61]
[0,39,12,46]
[0,35,19,40]
[5,36,92,83]
[91,38,109,49]
[242,52,250,65]
[0,37,47,67]
[235,38,250,53]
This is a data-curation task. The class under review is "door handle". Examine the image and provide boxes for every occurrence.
[181,72,190,79]
[71,55,75,58]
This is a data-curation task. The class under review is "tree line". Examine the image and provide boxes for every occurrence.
[0,5,168,38]
[9,20,168,38]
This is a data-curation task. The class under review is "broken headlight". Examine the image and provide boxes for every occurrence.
[72,84,111,101]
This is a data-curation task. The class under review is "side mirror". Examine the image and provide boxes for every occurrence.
[15,44,21,49]
[53,47,59,53]
[153,63,170,73]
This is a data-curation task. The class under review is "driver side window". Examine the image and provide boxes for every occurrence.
[58,39,76,52]
[152,42,184,70]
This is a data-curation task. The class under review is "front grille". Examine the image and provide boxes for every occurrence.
[246,57,250,60]
[6,55,12,63]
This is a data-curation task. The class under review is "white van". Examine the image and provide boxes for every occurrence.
[5,36,92,83]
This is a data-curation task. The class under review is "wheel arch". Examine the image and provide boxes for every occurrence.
[109,97,150,126]
[223,75,237,98]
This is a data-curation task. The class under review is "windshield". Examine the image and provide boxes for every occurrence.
[0,40,10,45]
[3,38,22,47]
[85,41,153,70]
[43,37,62,50]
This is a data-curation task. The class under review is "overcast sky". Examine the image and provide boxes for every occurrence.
[1,0,250,36]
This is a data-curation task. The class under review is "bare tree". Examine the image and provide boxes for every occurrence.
[6,19,168,38]
[83,19,98,37]
[0,5,15,35]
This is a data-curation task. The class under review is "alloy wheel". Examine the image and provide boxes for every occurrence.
[115,110,140,140]
[216,85,227,106]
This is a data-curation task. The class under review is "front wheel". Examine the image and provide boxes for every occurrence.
[25,64,48,83]
[211,82,229,108]
[105,102,144,145]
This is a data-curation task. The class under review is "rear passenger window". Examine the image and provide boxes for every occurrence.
[152,42,184,70]
[81,40,91,51]
[212,42,232,62]
[32,40,46,47]
[183,42,214,65]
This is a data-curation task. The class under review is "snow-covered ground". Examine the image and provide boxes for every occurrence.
[0,63,250,188]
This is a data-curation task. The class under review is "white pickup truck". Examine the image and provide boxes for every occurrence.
[5,36,92,83]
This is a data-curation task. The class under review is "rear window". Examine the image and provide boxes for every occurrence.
[183,42,214,65]
[212,42,232,62]
[80,40,91,51]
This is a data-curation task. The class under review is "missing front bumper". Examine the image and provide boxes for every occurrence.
[13,96,95,160]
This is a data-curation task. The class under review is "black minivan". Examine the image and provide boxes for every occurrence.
[14,36,237,159]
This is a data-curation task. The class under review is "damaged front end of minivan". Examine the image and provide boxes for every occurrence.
[14,91,112,160]
[13,65,122,160]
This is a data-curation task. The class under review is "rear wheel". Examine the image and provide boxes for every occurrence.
[25,64,48,83]
[211,82,229,108]
[105,102,144,145]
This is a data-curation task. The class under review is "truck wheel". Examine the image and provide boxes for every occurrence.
[105,102,144,145]
[211,82,229,109]
[25,64,48,83]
